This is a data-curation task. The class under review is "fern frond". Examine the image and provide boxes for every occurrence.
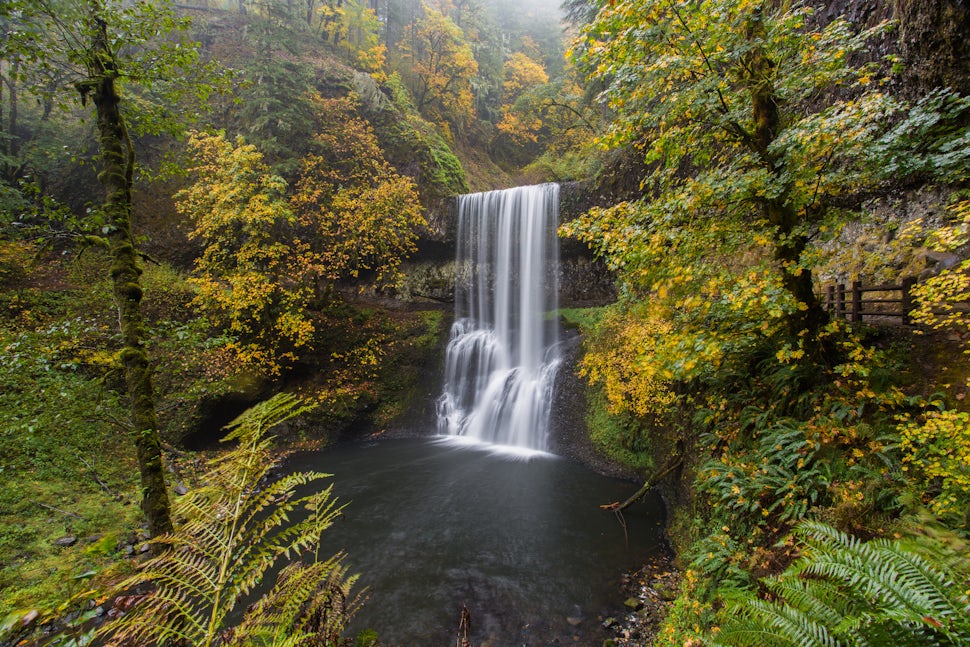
[798,519,968,637]
[718,522,970,647]
[234,557,362,647]
[99,393,358,647]
[222,392,314,444]
[236,471,334,532]
[717,597,844,647]
[764,574,857,629]
[882,545,968,621]
[840,612,948,647]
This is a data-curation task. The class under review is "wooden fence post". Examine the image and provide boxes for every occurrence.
[851,280,863,322]
[826,284,835,314]
[901,276,916,325]
[836,283,845,319]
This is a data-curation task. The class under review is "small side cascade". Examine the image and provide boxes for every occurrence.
[436,183,561,451]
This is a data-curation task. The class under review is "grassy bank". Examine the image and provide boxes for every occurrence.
[0,252,447,636]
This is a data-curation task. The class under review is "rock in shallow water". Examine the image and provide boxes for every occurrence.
[623,597,643,611]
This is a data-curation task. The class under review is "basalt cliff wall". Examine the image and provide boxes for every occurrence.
[397,182,617,307]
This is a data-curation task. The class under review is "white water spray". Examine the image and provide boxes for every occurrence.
[436,184,561,451]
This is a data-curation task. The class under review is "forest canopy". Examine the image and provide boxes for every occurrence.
[1,0,969,645]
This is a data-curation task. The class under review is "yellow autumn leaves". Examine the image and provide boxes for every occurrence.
[176,97,424,376]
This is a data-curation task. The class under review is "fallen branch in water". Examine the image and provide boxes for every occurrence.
[456,604,472,647]
[600,458,683,513]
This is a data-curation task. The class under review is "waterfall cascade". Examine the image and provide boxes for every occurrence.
[436,183,561,451]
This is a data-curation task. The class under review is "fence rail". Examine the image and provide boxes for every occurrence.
[822,277,917,325]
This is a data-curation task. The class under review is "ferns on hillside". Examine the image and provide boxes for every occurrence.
[699,419,829,524]
[100,394,359,647]
[715,521,970,647]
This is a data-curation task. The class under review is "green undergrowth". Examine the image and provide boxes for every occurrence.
[0,250,446,632]
[586,386,655,474]
[560,307,656,474]
[0,285,140,622]
[0,254,243,624]
[282,303,446,439]
[570,307,970,645]
[650,327,970,645]
[370,308,445,429]
[368,72,468,203]
[559,305,607,331]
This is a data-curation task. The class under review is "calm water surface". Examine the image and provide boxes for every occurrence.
[287,437,667,646]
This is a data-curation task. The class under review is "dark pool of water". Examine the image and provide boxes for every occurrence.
[286,437,667,646]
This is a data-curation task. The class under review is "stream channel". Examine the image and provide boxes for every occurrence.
[285,437,668,646]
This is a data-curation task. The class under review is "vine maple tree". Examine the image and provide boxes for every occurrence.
[177,132,313,376]
[179,97,424,375]
[290,95,425,288]
[398,2,478,138]
[496,51,549,146]
[563,0,899,373]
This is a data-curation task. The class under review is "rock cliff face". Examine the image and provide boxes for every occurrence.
[812,0,970,96]
[400,183,617,308]
[891,0,970,96]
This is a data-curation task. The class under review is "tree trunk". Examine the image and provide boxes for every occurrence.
[1,60,5,160]
[84,9,173,537]
[744,17,826,347]
[7,59,18,161]
[772,216,827,341]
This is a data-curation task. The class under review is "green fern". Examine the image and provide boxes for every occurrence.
[99,394,357,647]
[232,559,361,647]
[795,521,970,645]
[715,521,970,647]
[699,419,828,524]
[722,597,843,647]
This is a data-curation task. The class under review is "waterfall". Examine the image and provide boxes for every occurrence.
[436,183,561,451]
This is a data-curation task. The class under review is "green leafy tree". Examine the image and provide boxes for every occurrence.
[563,0,901,372]
[519,69,604,181]
[495,51,548,149]
[397,2,478,138]
[99,393,359,647]
[290,94,426,288]
[179,107,425,375]
[234,58,317,179]
[335,0,387,77]
[0,0,214,537]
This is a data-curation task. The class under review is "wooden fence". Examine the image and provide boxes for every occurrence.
[822,277,917,325]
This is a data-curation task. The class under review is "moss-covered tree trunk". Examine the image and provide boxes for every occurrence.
[744,18,827,348]
[83,9,173,537]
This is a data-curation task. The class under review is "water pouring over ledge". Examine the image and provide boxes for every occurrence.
[437,183,561,453]
[288,182,668,644]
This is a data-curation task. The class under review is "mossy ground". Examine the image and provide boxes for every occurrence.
[0,253,448,638]
[0,269,144,624]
